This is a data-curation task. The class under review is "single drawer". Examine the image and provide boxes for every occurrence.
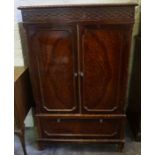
[38,116,124,139]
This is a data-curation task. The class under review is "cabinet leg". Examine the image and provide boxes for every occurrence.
[117,143,124,152]
[37,141,44,150]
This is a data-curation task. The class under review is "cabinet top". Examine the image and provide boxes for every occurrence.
[18,0,137,10]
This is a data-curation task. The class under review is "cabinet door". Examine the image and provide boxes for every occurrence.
[26,24,78,113]
[79,24,132,114]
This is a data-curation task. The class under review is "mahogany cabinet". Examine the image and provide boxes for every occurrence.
[19,3,136,151]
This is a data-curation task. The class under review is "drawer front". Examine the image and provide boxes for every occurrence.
[38,116,124,139]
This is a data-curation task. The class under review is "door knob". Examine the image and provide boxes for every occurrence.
[74,73,78,77]
[80,72,84,77]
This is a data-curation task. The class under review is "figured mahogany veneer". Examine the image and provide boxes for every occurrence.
[27,25,78,113]
[19,3,136,151]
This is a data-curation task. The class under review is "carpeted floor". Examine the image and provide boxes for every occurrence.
[14,126,141,155]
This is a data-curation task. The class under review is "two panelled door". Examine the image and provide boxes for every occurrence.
[79,24,131,114]
[26,23,131,114]
[26,24,79,113]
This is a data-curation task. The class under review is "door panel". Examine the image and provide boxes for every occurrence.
[80,25,128,114]
[27,24,78,113]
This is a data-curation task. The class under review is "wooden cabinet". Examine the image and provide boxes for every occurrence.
[19,3,136,151]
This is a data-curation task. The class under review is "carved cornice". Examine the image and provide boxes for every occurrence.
[20,6,135,23]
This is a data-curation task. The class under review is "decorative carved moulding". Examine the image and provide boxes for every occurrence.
[18,5,136,24]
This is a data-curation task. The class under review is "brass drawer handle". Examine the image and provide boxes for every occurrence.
[99,119,103,123]
[56,119,61,123]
